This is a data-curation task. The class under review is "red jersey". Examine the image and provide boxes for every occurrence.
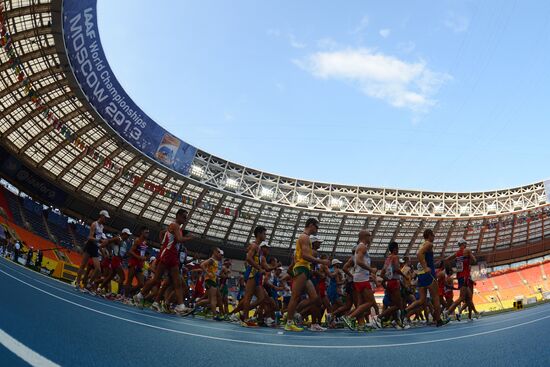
[455,248,470,278]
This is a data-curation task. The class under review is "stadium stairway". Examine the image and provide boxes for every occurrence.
[0,186,14,221]
[4,190,25,227]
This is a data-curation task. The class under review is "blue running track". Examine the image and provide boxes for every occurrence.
[0,257,549,367]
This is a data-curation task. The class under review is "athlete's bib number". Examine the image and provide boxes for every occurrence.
[179,252,187,264]
[140,249,146,257]
[386,265,394,279]
[456,258,464,272]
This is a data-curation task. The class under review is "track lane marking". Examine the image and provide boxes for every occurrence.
[0,328,60,367]
[1,268,549,349]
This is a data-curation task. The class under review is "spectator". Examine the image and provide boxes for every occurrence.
[14,241,21,262]
[26,247,34,266]
[36,249,43,268]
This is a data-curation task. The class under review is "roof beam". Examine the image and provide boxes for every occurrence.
[246,203,266,245]
[440,220,457,257]
[331,215,347,257]
[223,199,247,243]
[202,193,227,236]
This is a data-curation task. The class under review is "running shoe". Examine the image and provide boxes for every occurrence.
[241,319,259,328]
[392,320,403,330]
[133,293,144,309]
[229,314,241,323]
[372,316,383,329]
[151,302,161,312]
[284,321,304,332]
[213,314,224,322]
[342,316,357,330]
[474,312,482,319]
[436,318,450,327]
[265,317,276,327]
[455,313,462,322]
[309,324,327,332]
[357,324,373,332]
[174,304,194,316]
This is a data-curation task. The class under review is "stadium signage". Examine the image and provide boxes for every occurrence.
[0,147,67,205]
[62,0,197,176]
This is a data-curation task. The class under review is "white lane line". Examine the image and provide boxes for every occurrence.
[2,260,550,341]
[1,268,549,349]
[0,328,60,367]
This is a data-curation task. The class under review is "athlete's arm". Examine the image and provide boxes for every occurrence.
[200,258,213,272]
[354,246,377,273]
[468,248,477,264]
[417,242,432,272]
[87,222,97,241]
[343,257,354,277]
[128,240,141,260]
[300,234,329,265]
[245,244,262,271]
[169,223,185,243]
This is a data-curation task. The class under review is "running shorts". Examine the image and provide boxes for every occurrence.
[316,280,327,298]
[386,279,400,292]
[111,256,122,270]
[417,272,435,288]
[128,257,144,270]
[244,269,262,286]
[100,257,111,270]
[205,279,217,289]
[353,280,372,293]
[457,276,471,288]
[83,240,99,258]
[160,249,179,268]
[293,266,310,279]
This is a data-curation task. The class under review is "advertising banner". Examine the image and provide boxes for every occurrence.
[62,0,197,176]
[0,147,68,205]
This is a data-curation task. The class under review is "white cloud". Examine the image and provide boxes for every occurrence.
[288,33,306,49]
[352,15,369,34]
[316,37,339,50]
[224,112,234,121]
[295,48,451,112]
[398,41,416,54]
[444,12,470,33]
[379,28,391,38]
[267,28,281,37]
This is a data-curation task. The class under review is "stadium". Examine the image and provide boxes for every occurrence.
[0,0,549,366]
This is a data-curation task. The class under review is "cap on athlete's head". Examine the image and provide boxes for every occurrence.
[310,235,323,245]
[332,259,343,266]
[149,256,156,263]
[260,241,270,248]
[423,229,434,240]
[458,238,468,247]
[99,209,110,219]
[121,228,132,236]
[254,225,267,237]
[388,241,399,254]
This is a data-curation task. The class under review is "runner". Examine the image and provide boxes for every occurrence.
[124,227,149,298]
[405,229,446,327]
[373,241,409,329]
[284,218,330,332]
[196,247,224,320]
[343,230,378,331]
[98,228,132,295]
[74,210,109,290]
[230,225,267,326]
[134,209,193,315]
[444,239,479,320]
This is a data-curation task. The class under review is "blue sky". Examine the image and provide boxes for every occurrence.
[98,1,550,192]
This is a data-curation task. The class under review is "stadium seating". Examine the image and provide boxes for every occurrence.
[3,189,24,227]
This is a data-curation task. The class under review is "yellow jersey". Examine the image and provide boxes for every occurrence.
[205,258,218,282]
[294,236,312,270]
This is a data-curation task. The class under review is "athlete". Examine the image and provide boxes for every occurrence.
[342,230,378,331]
[196,247,224,320]
[231,226,267,326]
[125,227,149,298]
[75,210,109,290]
[285,218,330,332]
[374,241,409,329]
[134,209,193,315]
[405,229,446,327]
[98,228,132,295]
[445,239,479,320]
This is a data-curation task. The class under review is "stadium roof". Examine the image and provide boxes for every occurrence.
[0,0,549,260]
